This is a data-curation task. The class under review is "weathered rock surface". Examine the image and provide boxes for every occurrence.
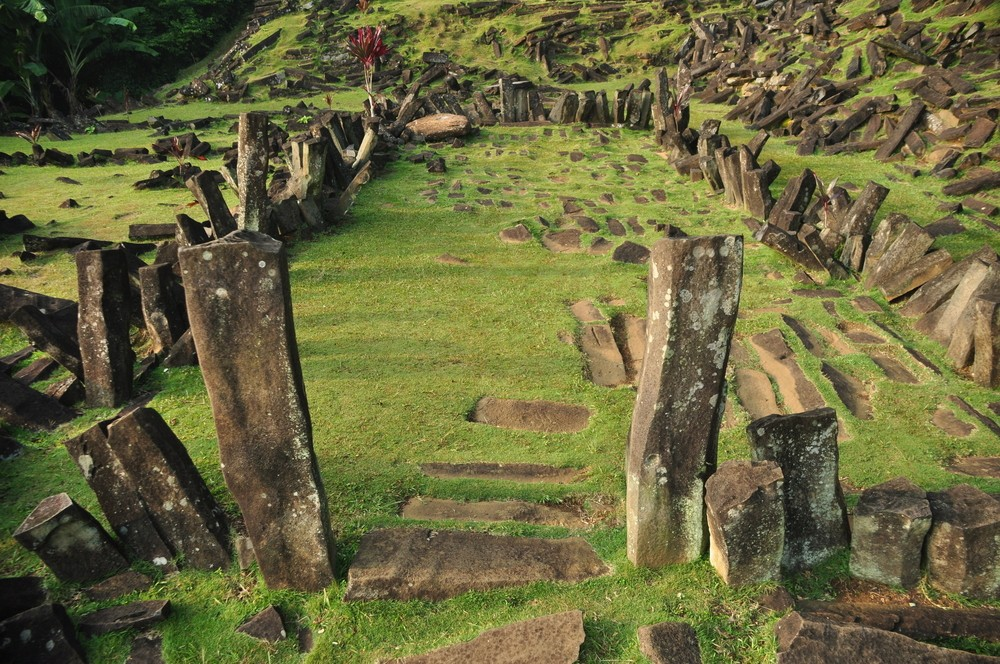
[579,323,629,387]
[85,570,153,601]
[470,397,590,433]
[749,330,825,413]
[138,263,188,354]
[627,235,743,567]
[344,528,609,601]
[927,484,1000,600]
[748,409,849,573]
[637,621,702,664]
[499,223,532,244]
[850,477,931,588]
[179,230,334,590]
[733,368,780,419]
[406,114,473,141]
[0,604,86,663]
[796,601,1000,644]
[391,611,585,663]
[705,460,784,586]
[237,605,286,643]
[0,576,46,621]
[79,599,171,636]
[0,372,76,430]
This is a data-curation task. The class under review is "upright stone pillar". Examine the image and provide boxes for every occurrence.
[849,477,930,588]
[76,248,133,408]
[748,408,849,573]
[138,263,188,355]
[179,230,335,590]
[237,112,270,233]
[627,235,743,567]
[927,484,1000,600]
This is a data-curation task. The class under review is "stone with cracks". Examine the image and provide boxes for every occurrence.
[0,604,86,664]
[927,484,1000,600]
[406,114,472,141]
[775,612,999,663]
[13,493,128,583]
[627,235,743,567]
[637,621,702,664]
[391,611,585,664]
[402,497,585,528]
[237,112,270,233]
[76,248,134,408]
[850,477,931,588]
[179,230,335,591]
[705,460,784,587]
[107,408,230,571]
[748,408,849,573]
[344,528,609,601]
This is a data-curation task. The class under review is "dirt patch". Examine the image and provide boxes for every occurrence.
[932,407,975,437]
[419,462,584,484]
[401,497,587,528]
[436,254,469,265]
[948,457,1000,478]
[470,397,591,433]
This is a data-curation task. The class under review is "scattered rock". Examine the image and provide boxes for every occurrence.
[237,605,286,643]
[499,223,531,244]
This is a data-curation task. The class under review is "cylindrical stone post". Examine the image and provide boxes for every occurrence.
[178,230,335,591]
[76,247,134,408]
[13,493,128,583]
[627,235,743,567]
[237,112,270,234]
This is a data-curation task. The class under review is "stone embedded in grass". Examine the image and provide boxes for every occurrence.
[344,528,609,602]
[579,323,629,387]
[470,397,591,433]
[611,241,651,265]
[390,611,585,664]
[748,408,849,574]
[542,229,582,253]
[734,368,781,420]
[949,457,1000,478]
[498,223,531,244]
[821,362,872,420]
[85,570,153,601]
[705,460,785,587]
[610,313,646,383]
[237,605,287,643]
[76,247,134,408]
[418,462,584,484]
[406,113,473,141]
[401,497,587,528]
[637,621,702,664]
[850,477,930,588]
[179,230,335,591]
[13,493,128,583]
[871,355,918,384]
[570,300,604,323]
[749,330,826,414]
[128,635,164,664]
[78,599,171,636]
[0,604,86,664]
[627,235,743,568]
[927,484,1000,600]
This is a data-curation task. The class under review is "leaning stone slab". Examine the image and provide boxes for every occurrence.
[0,604,86,664]
[840,181,890,238]
[927,484,1000,600]
[0,372,75,430]
[344,528,609,601]
[627,235,743,567]
[77,247,134,407]
[13,493,128,583]
[748,409,849,573]
[138,263,188,355]
[850,477,931,588]
[179,230,334,591]
[107,408,230,571]
[637,621,702,664]
[0,284,75,321]
[391,611,584,664]
[973,298,1000,388]
[402,497,586,528]
[237,112,270,233]
[776,612,999,663]
[9,305,82,379]
[863,218,934,290]
[470,397,590,433]
[706,460,785,586]
[78,599,171,636]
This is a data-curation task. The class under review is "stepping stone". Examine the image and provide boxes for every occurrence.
[871,355,919,384]
[542,229,582,253]
[570,300,604,323]
[499,224,531,244]
[436,254,469,266]
[611,241,650,264]
[78,600,171,636]
[933,407,975,437]
[571,216,599,233]
[401,497,586,528]
[344,528,609,601]
[749,330,826,413]
[419,462,583,484]
[734,368,780,420]
[589,237,613,255]
[607,218,627,236]
[821,363,872,420]
[470,397,590,433]
[853,297,883,313]
[637,621,701,664]
[949,457,1000,479]
[579,324,629,387]
[389,611,584,663]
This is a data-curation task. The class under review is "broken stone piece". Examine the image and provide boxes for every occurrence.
[0,604,86,663]
[237,605,286,643]
[850,477,931,588]
[78,599,171,636]
[927,484,1000,600]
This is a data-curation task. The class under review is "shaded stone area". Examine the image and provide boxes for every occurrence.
[0,372,76,430]
[627,235,743,567]
[402,497,586,528]
[0,603,86,663]
[344,528,609,601]
[0,577,46,621]
[419,462,583,484]
[775,612,999,663]
[391,611,585,663]
[470,397,591,433]
[78,599,171,636]
[850,478,931,588]
[637,621,702,664]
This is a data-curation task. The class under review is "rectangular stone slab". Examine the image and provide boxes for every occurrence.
[344,528,609,602]
[179,230,335,591]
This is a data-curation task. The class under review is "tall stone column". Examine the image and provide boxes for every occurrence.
[237,112,270,234]
[627,235,743,567]
[76,248,133,408]
[178,230,335,590]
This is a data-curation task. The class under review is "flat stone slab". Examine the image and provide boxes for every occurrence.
[570,300,604,323]
[402,497,587,528]
[579,323,629,387]
[871,355,919,384]
[949,457,1000,478]
[390,610,584,663]
[344,528,609,601]
[542,229,583,253]
[734,368,780,420]
[637,621,702,664]
[750,330,825,413]
[933,407,975,437]
[821,362,872,420]
[419,462,583,484]
[78,600,171,636]
[470,397,591,433]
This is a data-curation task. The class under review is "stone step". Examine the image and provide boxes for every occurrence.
[401,497,588,528]
[344,528,609,602]
[419,462,584,484]
[469,397,590,433]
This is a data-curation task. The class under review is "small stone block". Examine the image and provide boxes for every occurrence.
[237,605,286,643]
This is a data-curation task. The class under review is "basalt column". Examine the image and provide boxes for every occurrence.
[179,230,335,590]
[627,235,743,567]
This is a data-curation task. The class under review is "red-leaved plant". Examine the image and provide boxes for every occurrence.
[347,26,389,116]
